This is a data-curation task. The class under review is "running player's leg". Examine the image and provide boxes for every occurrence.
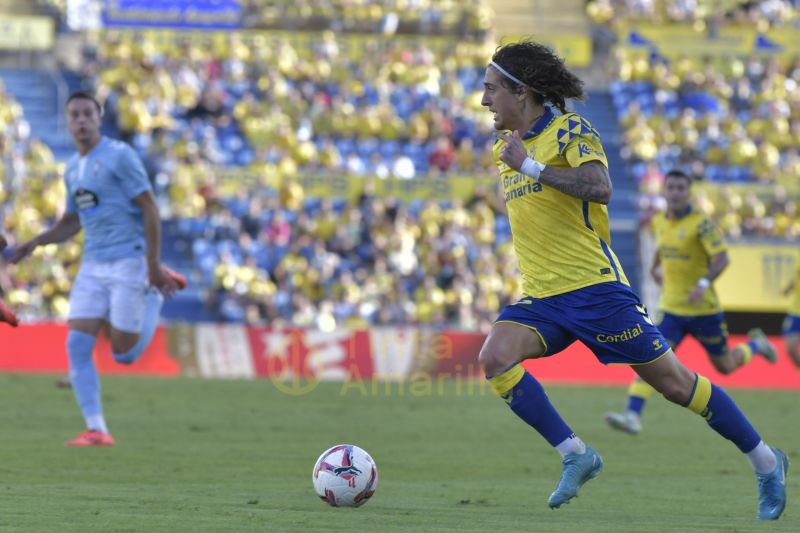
[65,263,114,444]
[786,333,800,368]
[782,314,800,368]
[480,302,602,509]
[604,377,652,435]
[108,257,163,365]
[634,351,788,520]
[573,282,787,520]
[691,313,741,375]
[707,313,778,369]
[605,313,682,434]
[65,318,109,441]
[110,289,163,365]
[480,322,579,455]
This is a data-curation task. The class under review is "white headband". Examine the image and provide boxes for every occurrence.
[490,60,527,87]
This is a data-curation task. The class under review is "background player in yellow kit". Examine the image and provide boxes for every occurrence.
[478,40,787,520]
[605,169,777,435]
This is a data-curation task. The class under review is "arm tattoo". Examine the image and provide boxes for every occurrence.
[538,161,612,204]
[705,252,729,282]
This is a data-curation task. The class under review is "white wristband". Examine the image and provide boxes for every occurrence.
[520,157,546,180]
[696,278,711,289]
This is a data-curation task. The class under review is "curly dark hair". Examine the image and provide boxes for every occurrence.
[490,40,585,114]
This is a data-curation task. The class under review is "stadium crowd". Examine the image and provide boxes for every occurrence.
[613,50,800,239]
[84,30,497,187]
[0,81,77,319]
[587,0,799,28]
[1,7,515,328]
[241,0,493,38]
[2,0,798,326]
[603,1,800,240]
[188,187,516,329]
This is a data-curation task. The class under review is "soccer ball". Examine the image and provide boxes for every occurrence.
[312,444,378,507]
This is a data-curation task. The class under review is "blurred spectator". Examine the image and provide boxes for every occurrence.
[241,0,493,37]
[587,0,798,28]
[428,135,455,173]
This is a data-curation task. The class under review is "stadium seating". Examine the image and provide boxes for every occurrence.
[599,0,800,240]
[4,0,796,325]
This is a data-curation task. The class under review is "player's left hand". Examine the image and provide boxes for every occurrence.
[496,130,529,171]
[150,265,180,297]
[687,286,706,304]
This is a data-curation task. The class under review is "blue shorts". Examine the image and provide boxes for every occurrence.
[657,311,729,357]
[495,281,670,365]
[783,314,800,336]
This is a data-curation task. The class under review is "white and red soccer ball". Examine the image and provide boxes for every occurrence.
[312,444,378,507]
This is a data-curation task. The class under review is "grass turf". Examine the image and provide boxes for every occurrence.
[0,373,797,532]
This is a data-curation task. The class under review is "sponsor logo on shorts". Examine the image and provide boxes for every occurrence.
[652,338,664,351]
[596,323,643,343]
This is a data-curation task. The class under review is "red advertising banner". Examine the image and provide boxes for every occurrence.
[247,327,374,381]
[0,324,798,390]
[0,323,180,376]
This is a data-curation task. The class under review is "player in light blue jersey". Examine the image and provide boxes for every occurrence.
[11,92,186,446]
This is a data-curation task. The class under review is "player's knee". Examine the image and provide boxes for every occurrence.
[477,347,496,376]
[110,336,138,356]
[478,346,513,378]
[711,358,734,375]
[717,365,734,376]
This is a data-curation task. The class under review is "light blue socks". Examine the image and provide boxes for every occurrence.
[67,329,107,432]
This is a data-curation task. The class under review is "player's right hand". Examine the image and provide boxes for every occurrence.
[496,130,528,171]
[150,265,180,298]
[9,239,38,264]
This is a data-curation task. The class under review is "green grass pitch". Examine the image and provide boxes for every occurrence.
[0,373,797,532]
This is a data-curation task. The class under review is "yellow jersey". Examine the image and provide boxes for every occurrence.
[493,107,628,299]
[651,207,727,316]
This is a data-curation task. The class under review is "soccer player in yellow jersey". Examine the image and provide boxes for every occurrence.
[478,41,787,519]
[782,262,800,368]
[605,170,777,435]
